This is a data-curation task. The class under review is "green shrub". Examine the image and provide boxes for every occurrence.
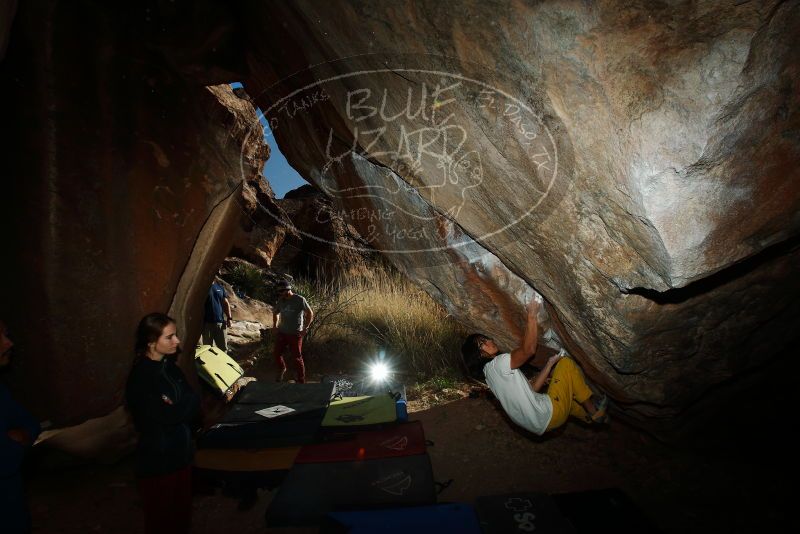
[224,263,271,302]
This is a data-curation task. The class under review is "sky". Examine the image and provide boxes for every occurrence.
[231,82,307,198]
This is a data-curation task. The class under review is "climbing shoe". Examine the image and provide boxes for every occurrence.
[591,394,609,424]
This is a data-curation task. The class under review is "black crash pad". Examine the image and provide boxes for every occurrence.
[198,412,327,449]
[198,382,334,449]
[265,454,437,527]
[235,381,334,406]
[475,492,575,534]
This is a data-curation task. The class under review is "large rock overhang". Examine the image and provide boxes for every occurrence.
[238,0,800,427]
[2,1,798,435]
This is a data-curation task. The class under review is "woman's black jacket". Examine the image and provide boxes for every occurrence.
[125,356,200,477]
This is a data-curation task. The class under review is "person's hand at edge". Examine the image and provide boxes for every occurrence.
[7,428,31,446]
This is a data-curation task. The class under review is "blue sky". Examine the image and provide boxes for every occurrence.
[231,82,307,198]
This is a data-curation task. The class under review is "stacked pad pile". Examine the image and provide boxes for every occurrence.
[263,375,474,528]
[196,381,335,472]
[196,374,656,532]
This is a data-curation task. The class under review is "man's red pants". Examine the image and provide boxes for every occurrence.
[137,465,192,534]
[273,331,306,383]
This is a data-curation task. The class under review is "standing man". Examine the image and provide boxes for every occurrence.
[1,320,42,533]
[203,275,233,352]
[272,281,313,383]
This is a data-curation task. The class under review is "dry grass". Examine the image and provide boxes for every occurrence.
[294,269,470,381]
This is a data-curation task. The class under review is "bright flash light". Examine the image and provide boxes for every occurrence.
[369,362,390,382]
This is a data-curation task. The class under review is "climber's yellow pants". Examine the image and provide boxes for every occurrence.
[545,357,593,431]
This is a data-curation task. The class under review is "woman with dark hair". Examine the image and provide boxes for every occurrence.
[126,313,199,534]
[461,299,608,436]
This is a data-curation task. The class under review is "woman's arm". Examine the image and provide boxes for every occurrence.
[509,299,541,369]
[127,367,198,428]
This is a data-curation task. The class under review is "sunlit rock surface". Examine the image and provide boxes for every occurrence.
[233,180,381,279]
[233,165,290,270]
[271,185,382,279]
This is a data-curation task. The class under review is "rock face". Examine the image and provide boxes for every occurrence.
[239,0,800,428]
[1,1,268,423]
[233,180,381,280]
[270,185,381,280]
[2,1,798,434]
[232,168,289,270]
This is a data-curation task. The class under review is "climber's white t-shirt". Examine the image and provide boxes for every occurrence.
[483,353,553,435]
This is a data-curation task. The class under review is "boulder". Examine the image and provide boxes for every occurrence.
[239,0,800,428]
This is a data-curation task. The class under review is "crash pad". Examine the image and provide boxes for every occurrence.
[235,381,334,405]
[322,395,397,428]
[475,492,575,534]
[194,446,300,472]
[198,404,329,450]
[198,382,334,449]
[296,421,427,463]
[195,345,244,396]
[265,454,437,527]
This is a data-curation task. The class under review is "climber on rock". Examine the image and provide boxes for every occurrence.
[461,298,608,435]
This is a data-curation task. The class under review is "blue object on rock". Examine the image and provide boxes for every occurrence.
[395,397,408,421]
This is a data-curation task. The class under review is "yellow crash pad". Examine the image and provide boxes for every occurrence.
[322,395,397,427]
[194,446,300,472]
[195,344,244,395]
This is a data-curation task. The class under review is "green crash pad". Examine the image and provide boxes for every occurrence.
[322,395,397,427]
[195,344,244,395]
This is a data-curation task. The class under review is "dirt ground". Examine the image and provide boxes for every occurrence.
[24,344,798,533]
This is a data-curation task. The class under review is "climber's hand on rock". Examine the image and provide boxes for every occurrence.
[527,297,541,316]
